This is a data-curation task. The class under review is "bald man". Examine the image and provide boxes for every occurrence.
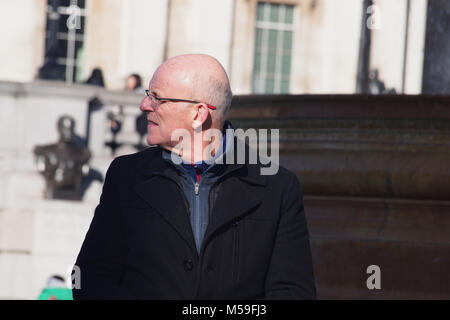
[73,54,316,300]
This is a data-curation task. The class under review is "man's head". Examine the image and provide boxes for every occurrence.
[140,54,232,149]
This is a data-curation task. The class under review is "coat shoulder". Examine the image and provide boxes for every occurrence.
[263,164,299,185]
[109,147,161,169]
[104,147,162,183]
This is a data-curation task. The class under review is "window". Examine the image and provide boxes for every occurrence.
[252,2,295,94]
[43,0,87,83]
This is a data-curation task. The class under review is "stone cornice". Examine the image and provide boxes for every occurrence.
[0,80,142,105]
[229,94,450,119]
[229,95,450,200]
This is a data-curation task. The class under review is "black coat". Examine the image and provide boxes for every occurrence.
[73,140,316,299]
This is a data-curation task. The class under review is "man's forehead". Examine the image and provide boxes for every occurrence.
[150,67,194,93]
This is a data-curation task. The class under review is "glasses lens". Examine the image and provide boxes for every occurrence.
[146,92,157,106]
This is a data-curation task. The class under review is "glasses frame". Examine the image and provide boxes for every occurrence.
[145,90,216,110]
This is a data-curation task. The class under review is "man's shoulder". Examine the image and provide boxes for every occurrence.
[242,160,299,189]
[275,164,297,179]
[263,164,298,184]
[108,146,162,172]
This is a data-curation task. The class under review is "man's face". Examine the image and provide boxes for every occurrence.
[140,66,195,148]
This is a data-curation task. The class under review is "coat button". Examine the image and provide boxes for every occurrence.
[207,265,214,272]
[183,259,194,271]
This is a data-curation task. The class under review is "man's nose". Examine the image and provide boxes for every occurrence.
[140,97,154,112]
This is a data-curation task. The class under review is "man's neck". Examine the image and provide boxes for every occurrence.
[163,138,222,164]
[162,123,227,164]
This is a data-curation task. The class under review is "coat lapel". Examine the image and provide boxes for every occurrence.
[132,140,269,255]
[132,147,197,251]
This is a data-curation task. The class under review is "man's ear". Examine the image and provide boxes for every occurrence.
[192,103,209,130]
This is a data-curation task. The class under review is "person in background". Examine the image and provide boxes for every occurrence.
[128,73,147,148]
[125,73,145,94]
[37,275,73,300]
[85,68,105,87]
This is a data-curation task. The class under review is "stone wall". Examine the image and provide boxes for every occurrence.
[0,80,142,299]
[228,94,450,299]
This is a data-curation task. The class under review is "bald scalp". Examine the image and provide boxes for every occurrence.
[157,54,233,125]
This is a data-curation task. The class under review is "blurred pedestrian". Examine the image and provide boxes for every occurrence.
[125,73,145,93]
[37,275,73,300]
[85,68,105,87]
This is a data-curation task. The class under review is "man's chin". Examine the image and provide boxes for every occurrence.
[147,136,160,147]
[147,136,172,148]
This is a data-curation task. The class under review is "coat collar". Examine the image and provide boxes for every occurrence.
[136,132,267,187]
[132,127,267,254]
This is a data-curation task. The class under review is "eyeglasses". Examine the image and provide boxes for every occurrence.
[145,90,216,110]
